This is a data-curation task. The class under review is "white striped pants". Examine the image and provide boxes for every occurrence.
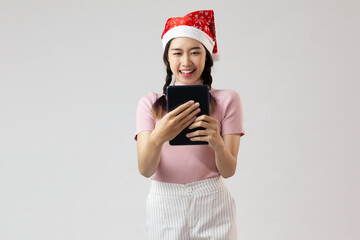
[146,177,237,240]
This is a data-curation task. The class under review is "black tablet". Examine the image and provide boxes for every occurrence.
[166,85,210,145]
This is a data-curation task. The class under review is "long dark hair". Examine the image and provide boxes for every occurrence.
[152,39,216,119]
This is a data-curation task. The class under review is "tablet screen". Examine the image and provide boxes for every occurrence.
[166,85,210,145]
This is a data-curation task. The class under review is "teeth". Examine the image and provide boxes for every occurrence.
[181,70,195,74]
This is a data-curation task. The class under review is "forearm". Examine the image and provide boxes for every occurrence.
[187,115,239,178]
[138,132,164,178]
[214,143,237,178]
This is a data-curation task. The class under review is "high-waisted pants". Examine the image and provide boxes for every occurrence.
[146,177,237,240]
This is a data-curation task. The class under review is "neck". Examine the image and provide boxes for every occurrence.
[174,80,203,86]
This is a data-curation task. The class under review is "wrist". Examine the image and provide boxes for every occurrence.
[149,130,166,147]
[213,138,225,153]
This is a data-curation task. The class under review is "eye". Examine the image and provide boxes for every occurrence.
[191,52,200,55]
[172,52,182,56]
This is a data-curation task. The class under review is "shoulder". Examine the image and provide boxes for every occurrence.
[211,88,243,116]
[137,92,163,107]
[211,88,241,103]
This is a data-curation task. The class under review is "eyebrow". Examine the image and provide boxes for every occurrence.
[170,46,202,51]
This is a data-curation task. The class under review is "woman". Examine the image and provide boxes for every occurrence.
[135,10,245,240]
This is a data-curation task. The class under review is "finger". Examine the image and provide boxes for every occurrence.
[180,115,197,130]
[188,120,211,130]
[194,114,212,122]
[169,100,195,116]
[175,102,200,122]
[179,107,201,127]
[195,115,219,128]
[186,130,208,138]
[188,136,208,142]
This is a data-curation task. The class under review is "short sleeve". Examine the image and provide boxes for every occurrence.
[134,92,158,141]
[220,90,245,137]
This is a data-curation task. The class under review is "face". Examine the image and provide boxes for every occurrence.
[167,37,206,85]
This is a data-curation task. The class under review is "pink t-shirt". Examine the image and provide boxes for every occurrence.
[135,86,245,184]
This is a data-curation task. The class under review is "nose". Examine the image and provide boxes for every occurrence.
[181,53,191,66]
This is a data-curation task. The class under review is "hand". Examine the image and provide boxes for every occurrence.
[152,100,200,144]
[186,115,224,150]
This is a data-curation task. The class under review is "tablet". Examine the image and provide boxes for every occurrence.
[166,85,210,145]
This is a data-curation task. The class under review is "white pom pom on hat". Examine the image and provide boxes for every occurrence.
[161,10,220,61]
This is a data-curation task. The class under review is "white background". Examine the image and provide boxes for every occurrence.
[1,0,359,239]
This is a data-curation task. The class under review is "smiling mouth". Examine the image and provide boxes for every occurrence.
[180,69,196,74]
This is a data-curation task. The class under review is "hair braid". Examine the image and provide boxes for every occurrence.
[163,64,173,94]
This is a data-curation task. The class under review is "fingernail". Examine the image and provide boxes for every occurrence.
[195,102,200,106]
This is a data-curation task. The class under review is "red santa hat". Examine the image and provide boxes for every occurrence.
[161,10,220,61]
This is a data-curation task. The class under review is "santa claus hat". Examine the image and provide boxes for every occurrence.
[161,10,220,61]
